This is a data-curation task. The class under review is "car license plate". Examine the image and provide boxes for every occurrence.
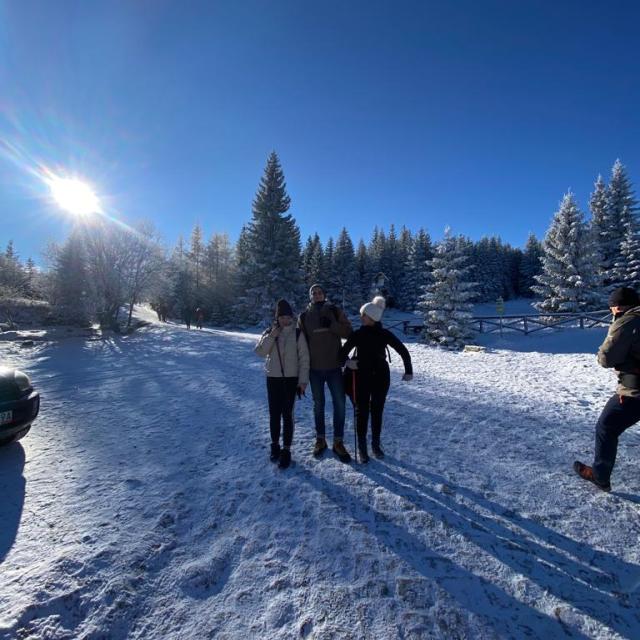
[0,410,12,425]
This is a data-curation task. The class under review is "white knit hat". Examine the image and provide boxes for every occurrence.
[360,296,386,322]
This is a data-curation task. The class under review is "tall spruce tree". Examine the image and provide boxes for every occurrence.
[402,229,433,312]
[355,239,372,302]
[332,228,360,311]
[323,237,337,301]
[602,159,639,287]
[612,220,640,291]
[236,152,302,324]
[532,192,603,312]
[519,233,544,297]
[420,228,476,349]
[589,175,609,279]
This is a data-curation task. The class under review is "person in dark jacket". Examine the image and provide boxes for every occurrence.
[575,287,640,491]
[299,284,353,462]
[339,296,412,462]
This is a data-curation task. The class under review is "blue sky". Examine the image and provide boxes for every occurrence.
[1,0,638,262]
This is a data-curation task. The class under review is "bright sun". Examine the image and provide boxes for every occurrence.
[46,176,101,216]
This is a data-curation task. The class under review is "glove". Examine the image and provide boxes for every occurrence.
[402,373,413,381]
[346,359,358,370]
[320,316,332,328]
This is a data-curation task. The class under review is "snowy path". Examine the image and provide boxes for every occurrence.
[1,322,640,639]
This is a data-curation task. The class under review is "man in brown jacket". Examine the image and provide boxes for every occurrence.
[575,287,640,491]
[299,284,353,462]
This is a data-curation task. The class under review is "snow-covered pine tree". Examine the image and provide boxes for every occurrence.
[401,229,432,312]
[518,233,544,297]
[393,226,413,309]
[532,192,603,312]
[332,228,361,312]
[612,220,640,291]
[602,159,639,287]
[50,231,93,324]
[355,239,372,302]
[419,228,477,349]
[589,175,609,279]
[323,237,337,302]
[302,233,324,289]
[235,152,303,324]
[472,237,503,301]
[189,224,204,302]
[367,227,388,298]
[382,225,400,304]
[204,233,235,324]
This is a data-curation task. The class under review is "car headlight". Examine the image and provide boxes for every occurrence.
[14,371,31,393]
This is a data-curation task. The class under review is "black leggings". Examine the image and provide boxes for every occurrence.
[354,367,390,445]
[266,377,298,448]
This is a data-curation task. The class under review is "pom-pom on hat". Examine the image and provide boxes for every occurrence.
[608,287,640,308]
[360,296,386,322]
[275,299,293,318]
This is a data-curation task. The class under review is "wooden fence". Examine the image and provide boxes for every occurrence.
[391,310,612,336]
[470,310,612,335]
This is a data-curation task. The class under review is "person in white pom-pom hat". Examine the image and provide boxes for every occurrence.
[339,295,413,462]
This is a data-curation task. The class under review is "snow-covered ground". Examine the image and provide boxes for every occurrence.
[1,311,640,639]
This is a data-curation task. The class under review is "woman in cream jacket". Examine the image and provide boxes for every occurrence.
[254,299,310,468]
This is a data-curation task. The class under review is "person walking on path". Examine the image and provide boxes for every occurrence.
[195,307,204,330]
[340,296,413,463]
[299,284,353,462]
[255,299,310,469]
[575,287,640,491]
[182,307,192,329]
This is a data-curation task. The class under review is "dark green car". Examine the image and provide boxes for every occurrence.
[0,367,40,446]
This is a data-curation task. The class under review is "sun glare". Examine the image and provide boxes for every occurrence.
[46,176,101,216]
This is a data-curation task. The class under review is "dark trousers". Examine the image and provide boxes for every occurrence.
[593,393,640,484]
[266,377,298,448]
[354,367,390,446]
[309,368,346,440]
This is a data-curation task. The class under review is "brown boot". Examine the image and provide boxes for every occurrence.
[332,439,352,463]
[573,461,611,492]
[313,437,327,458]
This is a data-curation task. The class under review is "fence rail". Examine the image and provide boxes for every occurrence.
[389,310,612,336]
[471,310,612,335]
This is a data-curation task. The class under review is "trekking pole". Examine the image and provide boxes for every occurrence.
[352,369,358,464]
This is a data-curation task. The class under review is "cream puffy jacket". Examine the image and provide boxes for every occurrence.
[254,324,310,384]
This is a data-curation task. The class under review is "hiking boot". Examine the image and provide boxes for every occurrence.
[270,442,281,462]
[573,461,611,492]
[357,438,369,464]
[332,440,352,463]
[278,449,291,469]
[313,437,328,458]
[371,443,385,459]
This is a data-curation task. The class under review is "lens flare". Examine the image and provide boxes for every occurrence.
[45,175,101,216]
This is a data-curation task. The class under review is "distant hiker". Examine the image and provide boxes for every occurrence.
[575,287,640,491]
[195,307,204,330]
[255,299,310,469]
[182,307,192,329]
[299,284,353,462]
[340,296,412,463]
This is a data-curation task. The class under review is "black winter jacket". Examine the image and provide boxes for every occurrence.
[339,324,412,376]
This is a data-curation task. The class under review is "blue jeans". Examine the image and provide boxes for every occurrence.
[593,393,640,484]
[309,368,346,441]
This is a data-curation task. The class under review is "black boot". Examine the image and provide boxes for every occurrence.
[270,442,281,462]
[371,442,384,459]
[278,448,291,469]
[358,438,369,464]
[313,437,328,458]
